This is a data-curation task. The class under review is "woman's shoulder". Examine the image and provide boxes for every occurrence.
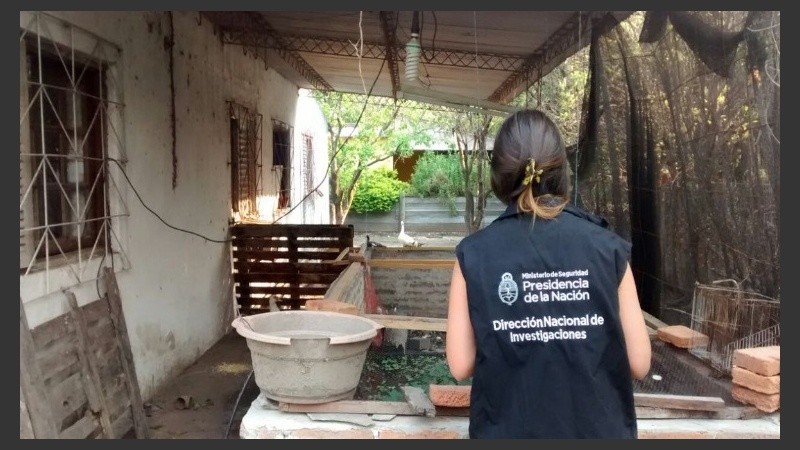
[560,205,631,254]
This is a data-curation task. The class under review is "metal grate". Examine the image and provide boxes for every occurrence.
[688,280,780,373]
[229,101,263,220]
[20,12,130,293]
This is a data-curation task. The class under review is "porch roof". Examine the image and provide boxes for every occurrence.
[203,11,631,104]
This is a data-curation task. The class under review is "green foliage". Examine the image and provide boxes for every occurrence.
[358,352,471,402]
[410,152,465,196]
[350,168,408,214]
[313,91,436,222]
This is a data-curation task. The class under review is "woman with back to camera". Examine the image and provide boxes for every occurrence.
[446,109,651,439]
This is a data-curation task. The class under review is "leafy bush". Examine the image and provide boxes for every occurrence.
[351,168,408,214]
[409,152,465,198]
[407,152,495,217]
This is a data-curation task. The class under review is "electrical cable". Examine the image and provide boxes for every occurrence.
[224,369,254,439]
[270,57,388,224]
[108,157,233,243]
[94,23,392,244]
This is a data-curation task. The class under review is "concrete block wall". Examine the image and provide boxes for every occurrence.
[370,267,452,318]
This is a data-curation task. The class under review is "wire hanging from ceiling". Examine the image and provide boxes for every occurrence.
[573,11,583,205]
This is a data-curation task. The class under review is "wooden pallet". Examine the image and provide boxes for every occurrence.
[19,269,148,439]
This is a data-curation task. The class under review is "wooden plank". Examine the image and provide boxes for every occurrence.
[362,314,447,332]
[633,393,726,411]
[402,386,436,417]
[51,371,89,428]
[30,314,71,349]
[20,297,59,438]
[643,310,669,329]
[66,291,115,438]
[237,286,330,296]
[232,272,339,284]
[232,262,345,274]
[279,400,416,415]
[232,224,354,238]
[368,259,456,269]
[20,385,35,439]
[37,343,79,386]
[60,413,100,439]
[101,268,149,439]
[321,248,352,264]
[87,318,115,346]
[104,383,133,421]
[234,250,345,261]
[81,299,112,323]
[333,248,350,261]
[110,408,134,439]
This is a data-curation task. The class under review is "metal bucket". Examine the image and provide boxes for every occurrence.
[232,310,382,404]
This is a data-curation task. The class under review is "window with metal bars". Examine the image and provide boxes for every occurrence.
[20,13,129,293]
[23,43,107,259]
[302,133,314,194]
[229,102,263,220]
[272,119,293,210]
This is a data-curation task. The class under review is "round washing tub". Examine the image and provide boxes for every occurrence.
[232,310,382,404]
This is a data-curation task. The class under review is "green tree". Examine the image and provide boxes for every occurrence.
[424,111,497,234]
[314,92,433,224]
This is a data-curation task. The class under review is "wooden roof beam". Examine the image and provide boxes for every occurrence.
[379,11,400,99]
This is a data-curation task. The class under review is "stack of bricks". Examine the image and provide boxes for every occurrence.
[730,346,780,413]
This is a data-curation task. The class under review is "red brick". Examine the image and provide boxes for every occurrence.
[429,385,471,408]
[289,428,374,439]
[379,430,462,439]
[732,366,780,394]
[731,385,780,413]
[304,299,359,315]
[732,346,780,376]
[638,430,711,439]
[656,326,709,349]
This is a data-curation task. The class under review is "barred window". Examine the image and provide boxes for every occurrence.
[229,102,263,220]
[20,12,128,288]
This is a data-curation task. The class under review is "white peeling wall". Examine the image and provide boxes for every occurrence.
[19,11,300,399]
[284,89,331,225]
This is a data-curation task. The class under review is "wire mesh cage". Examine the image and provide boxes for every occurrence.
[689,280,780,374]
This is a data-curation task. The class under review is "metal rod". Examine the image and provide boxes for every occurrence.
[36,13,50,291]
[21,214,128,233]
[20,152,107,162]
[71,27,82,273]
[24,81,125,106]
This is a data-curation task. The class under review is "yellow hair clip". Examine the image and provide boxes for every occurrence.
[523,159,544,186]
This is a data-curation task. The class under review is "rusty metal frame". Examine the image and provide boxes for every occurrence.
[379,11,400,98]
[222,30,525,73]
[221,13,333,91]
[488,11,621,103]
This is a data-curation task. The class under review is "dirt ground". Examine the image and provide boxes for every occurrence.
[144,332,257,439]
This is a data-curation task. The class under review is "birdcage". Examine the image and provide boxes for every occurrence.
[688,280,780,374]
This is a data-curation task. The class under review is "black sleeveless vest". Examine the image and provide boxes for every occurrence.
[455,204,637,439]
